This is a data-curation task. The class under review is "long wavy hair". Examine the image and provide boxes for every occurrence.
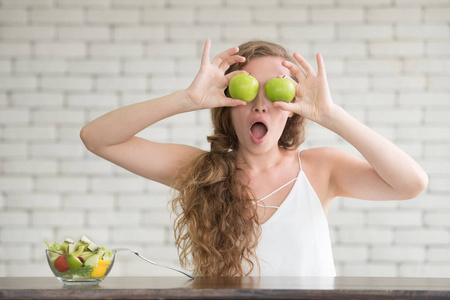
[171,40,307,276]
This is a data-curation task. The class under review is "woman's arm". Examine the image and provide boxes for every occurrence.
[322,106,428,201]
[276,53,428,203]
[80,90,203,187]
[80,39,247,188]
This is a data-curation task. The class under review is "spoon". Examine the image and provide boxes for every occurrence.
[113,248,194,279]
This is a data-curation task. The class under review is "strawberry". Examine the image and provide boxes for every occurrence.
[54,254,70,272]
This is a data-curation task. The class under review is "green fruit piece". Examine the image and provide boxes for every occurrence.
[66,254,83,271]
[71,235,91,256]
[87,241,99,252]
[61,238,74,254]
[229,73,259,102]
[85,254,100,268]
[71,244,85,256]
[79,235,92,246]
[78,251,94,262]
[68,243,76,254]
[265,77,296,103]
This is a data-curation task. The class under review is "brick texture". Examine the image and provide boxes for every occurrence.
[0,0,449,278]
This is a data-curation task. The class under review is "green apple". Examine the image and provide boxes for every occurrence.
[66,254,83,271]
[229,73,259,102]
[265,77,296,103]
[85,254,100,268]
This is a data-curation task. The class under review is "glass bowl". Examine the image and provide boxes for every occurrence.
[45,249,116,286]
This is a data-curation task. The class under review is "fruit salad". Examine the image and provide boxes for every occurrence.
[45,235,114,279]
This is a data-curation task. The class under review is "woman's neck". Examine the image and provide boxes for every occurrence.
[235,146,288,173]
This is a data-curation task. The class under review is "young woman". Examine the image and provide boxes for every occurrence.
[80,39,428,277]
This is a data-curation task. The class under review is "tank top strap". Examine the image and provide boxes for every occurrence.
[254,177,298,205]
[253,150,303,207]
[298,150,303,171]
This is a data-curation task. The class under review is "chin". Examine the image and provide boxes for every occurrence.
[246,140,279,155]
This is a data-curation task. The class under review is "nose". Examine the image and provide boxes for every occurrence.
[252,92,268,113]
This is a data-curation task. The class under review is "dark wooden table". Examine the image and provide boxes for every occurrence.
[1,276,450,299]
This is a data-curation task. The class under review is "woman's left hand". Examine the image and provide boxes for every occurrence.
[274,53,336,126]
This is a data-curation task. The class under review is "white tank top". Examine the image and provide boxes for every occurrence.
[248,151,336,277]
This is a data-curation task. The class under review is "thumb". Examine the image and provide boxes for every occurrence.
[273,100,295,112]
[219,95,248,107]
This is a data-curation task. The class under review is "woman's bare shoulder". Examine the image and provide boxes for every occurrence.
[300,147,342,162]
[300,147,346,212]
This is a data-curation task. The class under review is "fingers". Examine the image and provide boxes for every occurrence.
[201,39,211,67]
[202,39,245,72]
[282,60,306,81]
[211,46,241,68]
[201,39,243,70]
[284,52,327,80]
[272,100,297,113]
[216,93,247,107]
[223,98,248,107]
[219,55,245,71]
[316,53,327,77]
[293,52,316,77]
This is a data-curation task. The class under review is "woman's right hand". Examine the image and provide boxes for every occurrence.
[185,39,248,110]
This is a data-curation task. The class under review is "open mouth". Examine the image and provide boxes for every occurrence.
[250,121,268,140]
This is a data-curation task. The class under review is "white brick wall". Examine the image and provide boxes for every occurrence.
[0,0,449,278]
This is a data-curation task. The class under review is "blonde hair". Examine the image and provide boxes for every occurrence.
[171,40,307,276]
